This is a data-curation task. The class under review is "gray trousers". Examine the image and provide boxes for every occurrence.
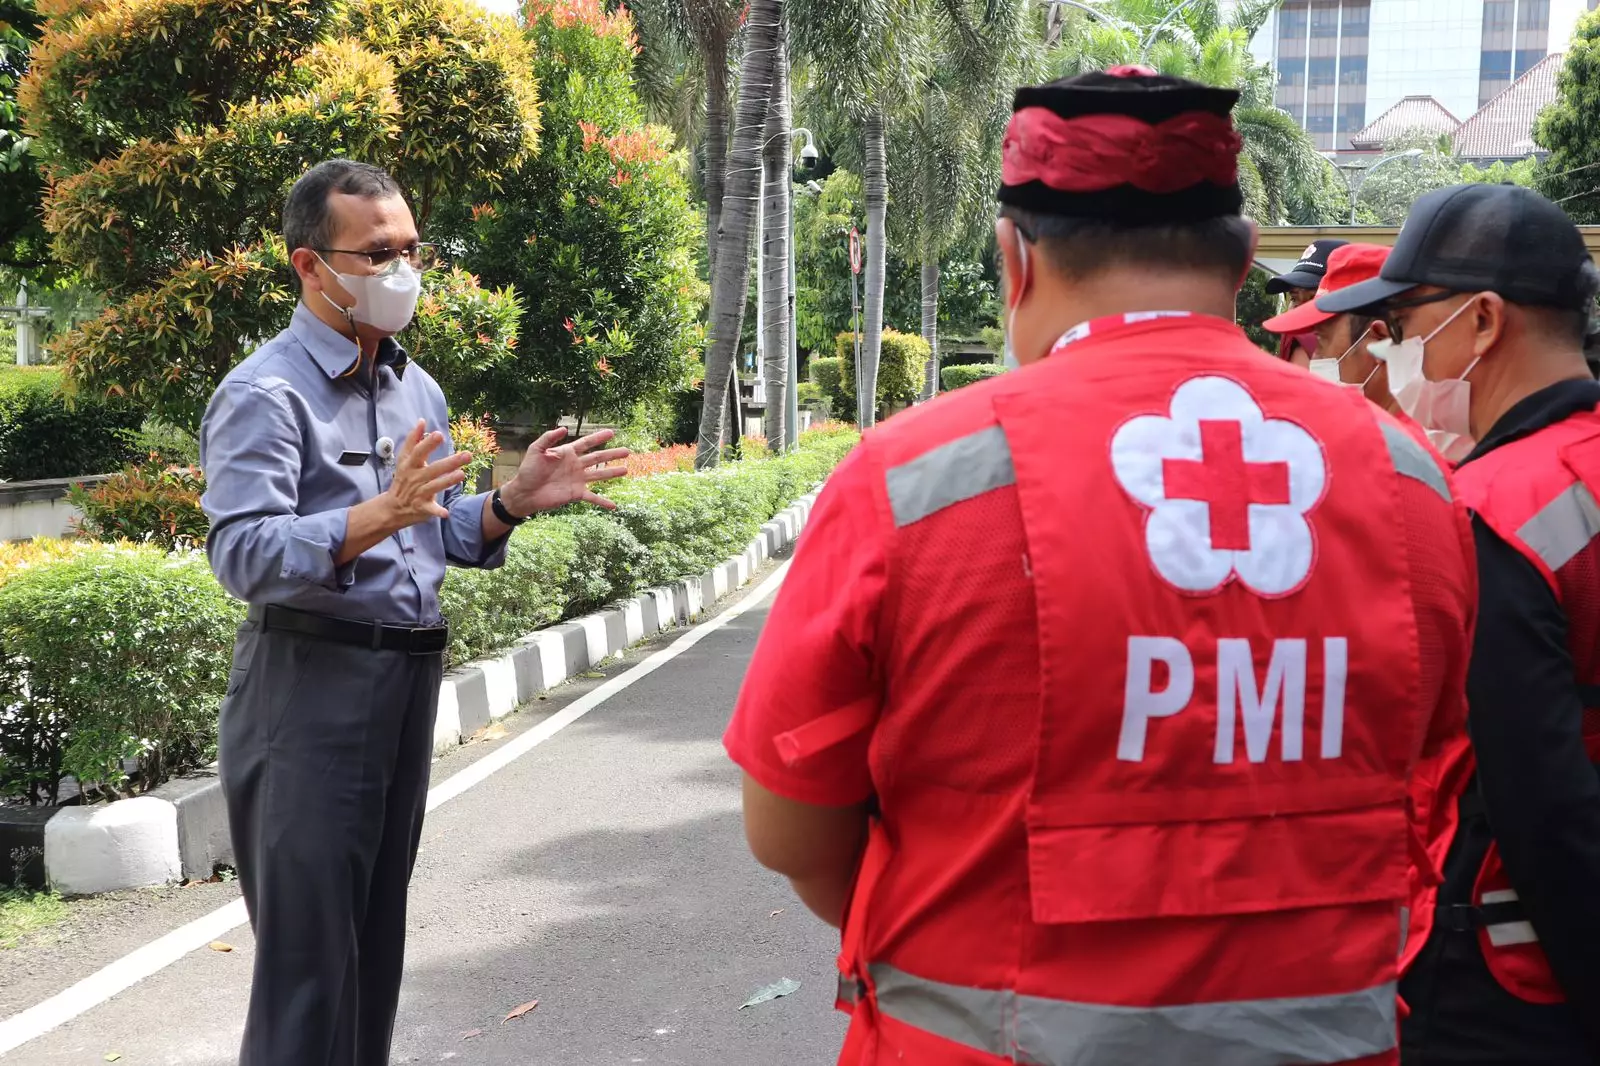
[218,618,443,1066]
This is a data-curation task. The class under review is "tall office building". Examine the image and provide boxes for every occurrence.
[1251,0,1592,150]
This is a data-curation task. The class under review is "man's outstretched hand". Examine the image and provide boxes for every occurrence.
[498,426,631,516]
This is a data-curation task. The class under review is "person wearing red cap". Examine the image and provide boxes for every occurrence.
[1263,244,1402,416]
[726,66,1476,1066]
[1266,239,1349,368]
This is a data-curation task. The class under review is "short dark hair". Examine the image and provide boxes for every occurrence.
[283,160,402,254]
[1000,205,1253,284]
[1527,304,1592,345]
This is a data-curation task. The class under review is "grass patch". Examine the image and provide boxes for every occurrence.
[0,886,69,949]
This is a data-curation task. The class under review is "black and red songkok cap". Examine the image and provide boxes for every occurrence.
[998,67,1244,225]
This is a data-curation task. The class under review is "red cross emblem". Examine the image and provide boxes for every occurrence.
[1161,420,1291,551]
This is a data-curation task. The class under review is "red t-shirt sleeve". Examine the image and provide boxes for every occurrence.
[724,444,889,806]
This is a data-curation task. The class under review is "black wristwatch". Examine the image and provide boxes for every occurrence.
[490,487,527,527]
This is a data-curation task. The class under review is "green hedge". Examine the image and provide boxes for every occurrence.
[941,363,1005,391]
[0,366,142,481]
[809,356,852,422]
[0,548,243,804]
[438,426,858,663]
[839,329,930,419]
[0,428,859,803]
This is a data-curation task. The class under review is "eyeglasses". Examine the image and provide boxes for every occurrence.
[315,242,442,272]
[1381,290,1462,342]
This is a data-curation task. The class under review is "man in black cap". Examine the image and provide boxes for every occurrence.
[1320,183,1600,1064]
[726,67,1475,1066]
[1266,238,1348,367]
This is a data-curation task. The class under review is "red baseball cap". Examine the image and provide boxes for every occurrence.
[1262,243,1391,334]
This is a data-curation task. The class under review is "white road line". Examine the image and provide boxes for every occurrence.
[0,562,789,1058]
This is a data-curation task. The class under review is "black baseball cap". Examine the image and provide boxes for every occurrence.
[1319,184,1598,314]
[1265,238,1348,294]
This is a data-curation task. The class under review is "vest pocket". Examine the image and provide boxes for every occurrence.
[1025,803,1409,925]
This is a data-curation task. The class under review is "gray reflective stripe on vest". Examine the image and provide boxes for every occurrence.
[1481,888,1540,947]
[1517,481,1600,572]
[1379,421,1451,503]
[869,962,1397,1066]
[885,425,1016,528]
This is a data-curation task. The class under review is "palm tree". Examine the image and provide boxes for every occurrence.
[792,0,921,428]
[760,22,792,451]
[1052,0,1331,225]
[695,0,784,467]
[891,0,1040,400]
[628,0,745,275]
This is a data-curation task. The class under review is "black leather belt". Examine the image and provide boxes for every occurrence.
[253,604,449,656]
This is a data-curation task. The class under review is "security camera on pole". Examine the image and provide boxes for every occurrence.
[786,128,819,450]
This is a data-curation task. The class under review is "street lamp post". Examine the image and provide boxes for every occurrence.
[1335,147,1424,225]
[785,127,818,451]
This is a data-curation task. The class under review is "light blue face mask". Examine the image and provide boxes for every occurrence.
[1002,236,1030,371]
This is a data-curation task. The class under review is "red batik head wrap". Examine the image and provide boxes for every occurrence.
[996,67,1244,224]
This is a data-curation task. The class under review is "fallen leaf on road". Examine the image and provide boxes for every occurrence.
[208,941,233,953]
[462,1029,483,1040]
[472,723,509,742]
[740,978,801,1010]
[104,1055,121,1062]
[769,909,785,918]
[503,999,539,1023]
[581,671,605,679]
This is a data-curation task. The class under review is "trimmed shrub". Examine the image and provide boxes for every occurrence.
[839,329,929,420]
[0,547,242,804]
[809,355,853,422]
[941,363,1005,391]
[69,464,207,550]
[0,427,859,802]
[0,366,141,481]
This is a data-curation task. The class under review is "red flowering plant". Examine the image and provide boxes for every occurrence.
[405,266,523,415]
[432,0,704,428]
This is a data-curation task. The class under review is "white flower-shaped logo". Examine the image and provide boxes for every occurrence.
[1111,376,1326,596]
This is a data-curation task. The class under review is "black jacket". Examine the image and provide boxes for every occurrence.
[1401,379,1600,1066]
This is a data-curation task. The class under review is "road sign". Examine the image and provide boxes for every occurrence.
[849,227,862,275]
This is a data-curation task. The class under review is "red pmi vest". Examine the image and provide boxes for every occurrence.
[1417,408,1600,1004]
[831,314,1453,1066]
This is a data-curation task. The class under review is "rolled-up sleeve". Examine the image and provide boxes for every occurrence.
[725,446,888,806]
[200,382,356,600]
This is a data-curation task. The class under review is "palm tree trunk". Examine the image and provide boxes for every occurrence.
[920,255,939,401]
[860,108,889,428]
[703,38,729,279]
[760,25,791,454]
[695,0,783,468]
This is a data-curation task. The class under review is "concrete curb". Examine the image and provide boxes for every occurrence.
[5,488,821,896]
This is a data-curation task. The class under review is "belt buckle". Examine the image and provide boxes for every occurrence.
[1439,903,1479,933]
[409,626,447,656]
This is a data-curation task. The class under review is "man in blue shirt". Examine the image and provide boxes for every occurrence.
[200,159,628,1066]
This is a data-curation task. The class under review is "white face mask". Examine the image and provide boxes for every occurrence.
[316,254,422,335]
[1369,298,1479,461]
[1003,237,1030,371]
[1309,323,1374,387]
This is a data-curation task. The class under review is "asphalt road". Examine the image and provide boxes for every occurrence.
[3,563,849,1065]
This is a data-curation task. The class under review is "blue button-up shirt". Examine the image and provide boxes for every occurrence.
[200,303,507,624]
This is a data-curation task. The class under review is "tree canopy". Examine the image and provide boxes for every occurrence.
[22,0,540,428]
[447,0,706,428]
